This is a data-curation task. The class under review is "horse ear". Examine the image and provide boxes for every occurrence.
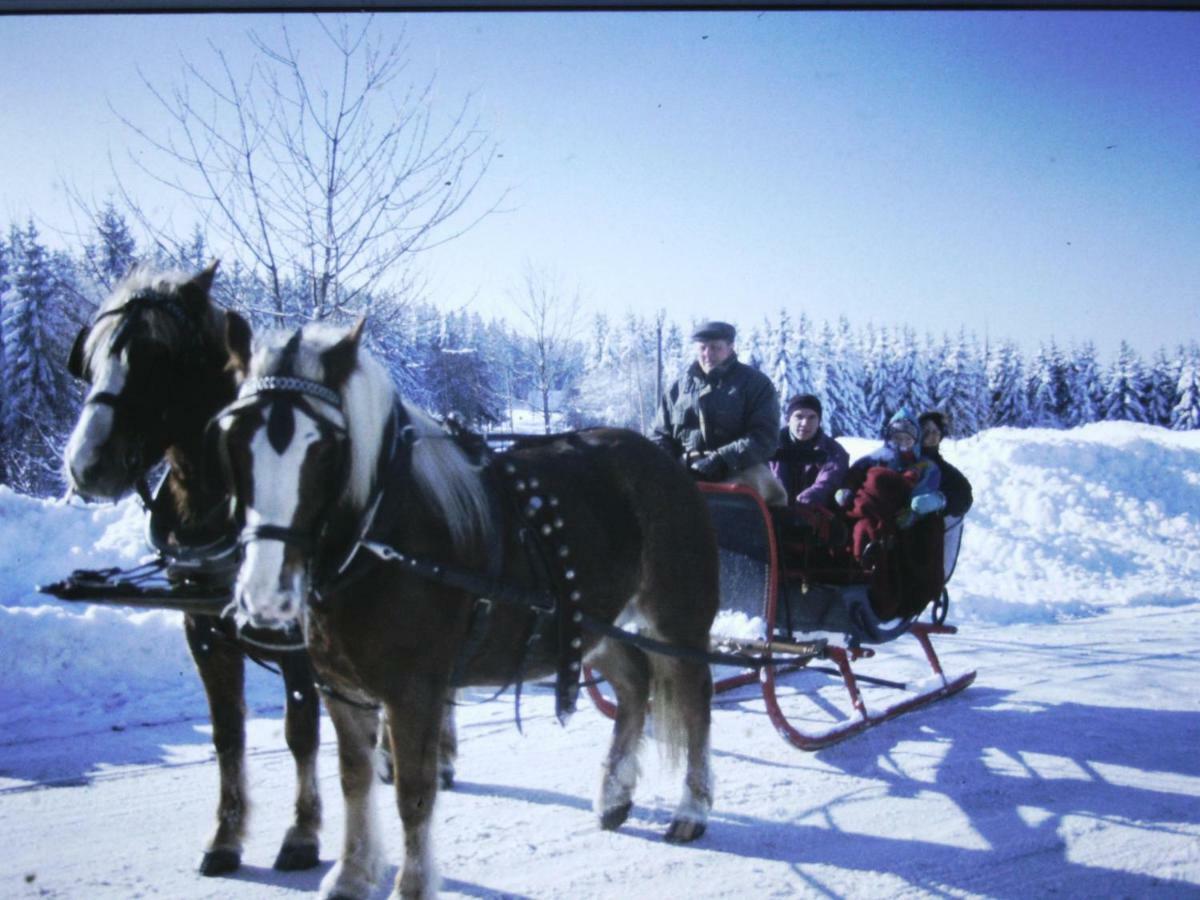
[67,325,91,379]
[181,260,220,312]
[225,311,252,375]
[323,318,367,387]
[193,260,220,294]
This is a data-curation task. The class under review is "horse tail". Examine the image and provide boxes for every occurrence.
[648,665,693,767]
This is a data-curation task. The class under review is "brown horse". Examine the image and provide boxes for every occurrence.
[216,320,720,899]
[62,264,327,876]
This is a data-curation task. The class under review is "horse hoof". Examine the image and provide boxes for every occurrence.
[198,847,241,876]
[599,801,632,831]
[274,842,320,871]
[440,767,455,790]
[665,819,706,844]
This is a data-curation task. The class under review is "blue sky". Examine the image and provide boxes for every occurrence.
[1,11,1197,360]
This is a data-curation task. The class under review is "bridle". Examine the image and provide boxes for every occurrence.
[214,375,350,557]
[69,291,208,502]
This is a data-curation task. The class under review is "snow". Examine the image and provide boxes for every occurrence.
[2,421,1199,898]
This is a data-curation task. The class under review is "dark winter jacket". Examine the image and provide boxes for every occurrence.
[769,428,849,508]
[652,354,780,475]
[924,447,973,517]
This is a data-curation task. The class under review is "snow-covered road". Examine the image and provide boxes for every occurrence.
[5,605,1199,899]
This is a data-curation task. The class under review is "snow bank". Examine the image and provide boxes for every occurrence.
[945,422,1200,624]
[1,423,1198,729]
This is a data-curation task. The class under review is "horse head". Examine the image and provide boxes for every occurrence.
[219,320,370,629]
[219,319,492,630]
[64,262,250,503]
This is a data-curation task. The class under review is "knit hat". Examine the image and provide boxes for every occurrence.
[785,393,823,420]
[886,408,920,442]
[691,321,736,343]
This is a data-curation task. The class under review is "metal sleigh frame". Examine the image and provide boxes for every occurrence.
[586,483,976,750]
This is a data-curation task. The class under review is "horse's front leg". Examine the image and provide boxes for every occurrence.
[185,615,248,876]
[387,681,448,900]
[274,650,322,870]
[319,696,385,900]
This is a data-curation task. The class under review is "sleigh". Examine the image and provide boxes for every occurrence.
[587,482,975,750]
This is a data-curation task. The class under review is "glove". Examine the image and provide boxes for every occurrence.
[834,488,854,509]
[689,453,727,481]
[911,492,946,516]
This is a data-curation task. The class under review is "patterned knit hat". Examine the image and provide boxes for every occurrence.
[886,408,920,441]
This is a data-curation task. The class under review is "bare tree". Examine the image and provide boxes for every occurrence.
[110,15,501,327]
[511,263,584,434]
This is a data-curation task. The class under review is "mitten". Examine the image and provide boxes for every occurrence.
[690,453,727,481]
[835,488,854,509]
[911,491,946,516]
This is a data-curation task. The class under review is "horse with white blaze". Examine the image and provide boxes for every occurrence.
[216,320,720,900]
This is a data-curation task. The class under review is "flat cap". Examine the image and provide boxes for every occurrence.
[691,320,736,343]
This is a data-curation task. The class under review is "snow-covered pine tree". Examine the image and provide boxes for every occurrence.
[1027,341,1071,428]
[663,320,687,386]
[1,222,78,494]
[1065,341,1104,427]
[1170,343,1200,430]
[423,309,502,427]
[792,311,818,398]
[0,230,9,485]
[83,202,138,292]
[765,308,798,402]
[1143,348,1178,428]
[817,318,871,438]
[1103,341,1149,423]
[893,326,932,416]
[935,328,986,436]
[744,325,766,371]
[984,343,1032,432]
[862,324,895,435]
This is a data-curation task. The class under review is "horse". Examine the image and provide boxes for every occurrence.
[215,320,720,900]
[62,264,330,876]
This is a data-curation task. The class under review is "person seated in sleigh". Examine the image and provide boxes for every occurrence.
[832,408,949,618]
[652,320,786,506]
[918,410,973,518]
[769,393,850,550]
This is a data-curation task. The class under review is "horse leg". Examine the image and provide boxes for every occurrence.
[318,697,385,900]
[650,652,714,843]
[273,651,322,870]
[377,694,457,790]
[587,637,652,831]
[185,616,248,876]
[386,681,447,900]
[437,691,458,790]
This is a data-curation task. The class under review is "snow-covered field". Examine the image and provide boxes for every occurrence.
[2,422,1199,898]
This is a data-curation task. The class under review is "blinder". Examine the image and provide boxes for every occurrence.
[67,325,90,379]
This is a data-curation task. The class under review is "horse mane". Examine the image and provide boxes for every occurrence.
[83,266,223,374]
[254,324,493,559]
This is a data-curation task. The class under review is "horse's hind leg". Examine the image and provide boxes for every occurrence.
[319,696,385,900]
[185,615,248,875]
[587,637,652,831]
[387,679,448,900]
[375,694,455,790]
[274,651,322,870]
